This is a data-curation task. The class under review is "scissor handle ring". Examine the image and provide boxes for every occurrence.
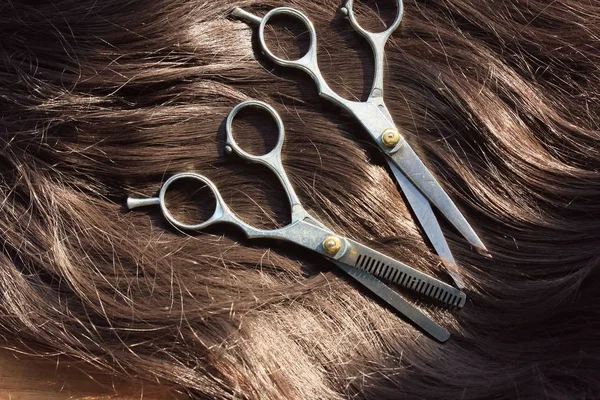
[225,99,285,162]
[257,7,318,69]
[343,0,404,38]
[158,173,227,231]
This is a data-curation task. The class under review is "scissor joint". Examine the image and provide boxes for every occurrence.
[380,128,405,150]
[320,235,349,260]
[322,235,343,256]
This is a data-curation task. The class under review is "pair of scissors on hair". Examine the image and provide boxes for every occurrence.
[127,100,466,342]
[232,0,487,289]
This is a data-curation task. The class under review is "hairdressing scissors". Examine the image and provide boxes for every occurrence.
[232,0,487,289]
[127,100,466,342]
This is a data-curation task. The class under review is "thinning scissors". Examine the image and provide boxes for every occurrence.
[232,1,487,289]
[127,100,466,342]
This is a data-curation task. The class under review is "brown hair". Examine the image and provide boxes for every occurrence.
[1,0,599,398]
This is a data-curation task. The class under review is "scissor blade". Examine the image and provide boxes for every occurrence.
[339,239,466,308]
[389,144,486,251]
[334,262,450,342]
[387,160,465,289]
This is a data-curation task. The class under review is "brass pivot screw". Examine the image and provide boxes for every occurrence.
[381,128,401,148]
[322,236,343,256]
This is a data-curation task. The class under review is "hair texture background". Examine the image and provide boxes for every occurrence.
[1,0,600,399]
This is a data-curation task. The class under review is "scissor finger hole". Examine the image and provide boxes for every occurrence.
[162,176,217,228]
[229,105,281,157]
[261,12,312,63]
[349,0,401,34]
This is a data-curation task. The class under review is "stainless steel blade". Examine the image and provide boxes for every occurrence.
[338,239,467,308]
[390,143,486,251]
[387,159,465,289]
[334,262,451,342]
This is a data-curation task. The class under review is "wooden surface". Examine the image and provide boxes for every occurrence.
[0,349,177,399]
